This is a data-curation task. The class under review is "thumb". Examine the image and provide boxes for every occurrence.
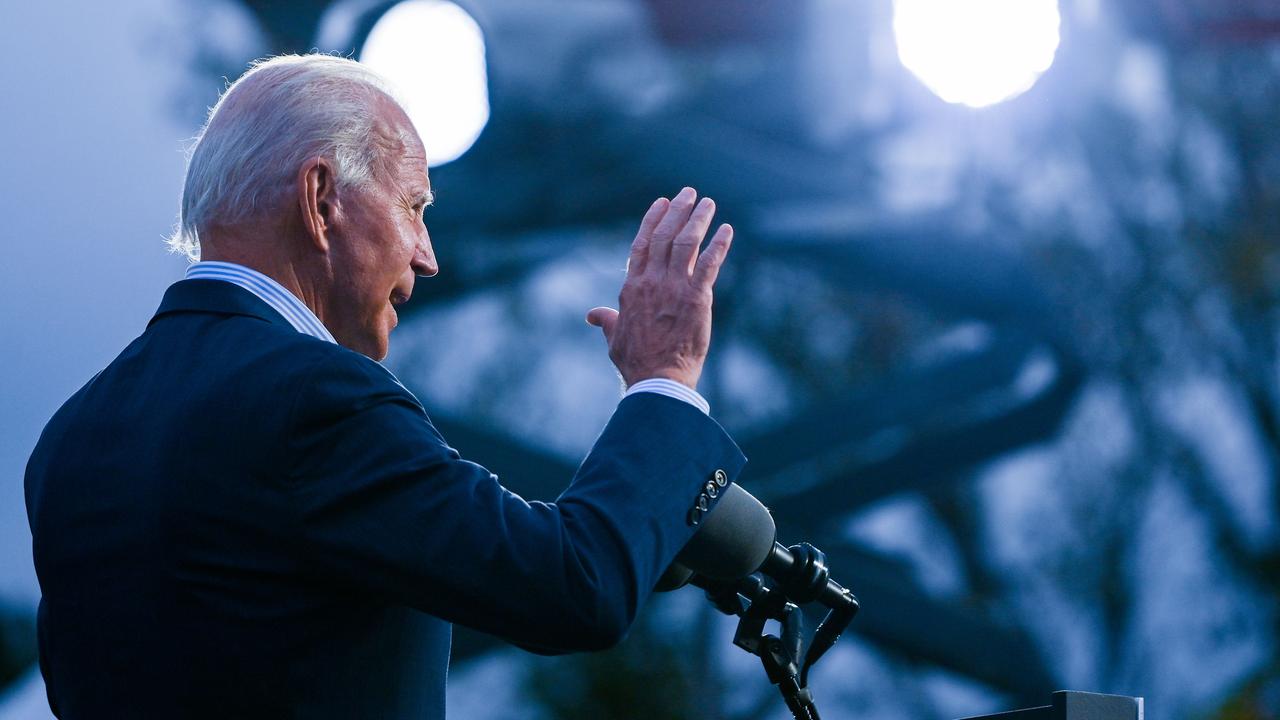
[585,306,619,339]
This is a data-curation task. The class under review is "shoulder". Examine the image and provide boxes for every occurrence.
[279,340,427,431]
[281,342,454,483]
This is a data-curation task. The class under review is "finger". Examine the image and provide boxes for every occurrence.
[692,224,733,289]
[669,197,715,276]
[647,187,697,272]
[585,306,619,339]
[627,197,669,277]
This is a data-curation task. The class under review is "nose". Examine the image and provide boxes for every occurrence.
[412,230,438,277]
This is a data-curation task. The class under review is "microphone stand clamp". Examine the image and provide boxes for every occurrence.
[694,542,855,720]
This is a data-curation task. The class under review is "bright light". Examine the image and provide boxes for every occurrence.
[893,0,1061,108]
[360,0,490,166]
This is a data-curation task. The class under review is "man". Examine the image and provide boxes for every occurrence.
[24,54,742,718]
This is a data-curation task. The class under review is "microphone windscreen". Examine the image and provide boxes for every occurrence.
[675,484,776,580]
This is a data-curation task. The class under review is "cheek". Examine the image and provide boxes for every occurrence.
[387,231,417,276]
[373,235,409,285]
[398,225,419,258]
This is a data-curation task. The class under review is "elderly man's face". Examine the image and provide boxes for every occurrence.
[327,100,437,360]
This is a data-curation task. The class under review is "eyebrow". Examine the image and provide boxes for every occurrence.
[412,189,435,207]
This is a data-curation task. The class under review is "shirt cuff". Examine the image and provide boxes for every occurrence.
[624,378,710,415]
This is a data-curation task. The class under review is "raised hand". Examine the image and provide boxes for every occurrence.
[586,187,734,391]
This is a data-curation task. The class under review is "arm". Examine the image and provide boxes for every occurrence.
[285,352,745,651]
[289,186,739,652]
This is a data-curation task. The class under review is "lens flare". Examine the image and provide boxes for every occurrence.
[893,0,1061,108]
[360,0,490,165]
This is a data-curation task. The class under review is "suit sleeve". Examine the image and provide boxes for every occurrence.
[283,351,747,652]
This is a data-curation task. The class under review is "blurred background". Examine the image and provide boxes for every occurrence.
[1,0,1278,717]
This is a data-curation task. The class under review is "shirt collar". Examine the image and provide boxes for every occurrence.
[184,261,336,344]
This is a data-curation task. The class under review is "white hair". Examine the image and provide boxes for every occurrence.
[167,54,406,261]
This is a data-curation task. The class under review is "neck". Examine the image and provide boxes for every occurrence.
[199,232,329,323]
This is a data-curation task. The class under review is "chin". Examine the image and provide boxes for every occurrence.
[349,309,394,361]
[349,328,390,362]
[370,333,391,362]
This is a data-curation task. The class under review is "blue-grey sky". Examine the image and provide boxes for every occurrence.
[0,0,196,606]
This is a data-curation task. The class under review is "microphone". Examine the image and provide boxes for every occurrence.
[676,483,778,579]
[657,483,861,681]
[654,483,775,591]
[656,484,854,610]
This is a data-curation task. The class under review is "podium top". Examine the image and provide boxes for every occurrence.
[957,690,1144,720]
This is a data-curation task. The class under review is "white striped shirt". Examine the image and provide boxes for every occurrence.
[186,261,336,343]
[185,261,709,414]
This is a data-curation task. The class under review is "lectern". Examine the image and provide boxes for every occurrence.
[958,691,1144,720]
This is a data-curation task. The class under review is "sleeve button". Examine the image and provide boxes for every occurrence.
[714,469,728,487]
[687,508,703,526]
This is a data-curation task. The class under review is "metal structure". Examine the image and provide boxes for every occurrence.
[196,0,1096,707]
[7,0,1274,711]
[181,0,1280,709]
[1119,0,1280,44]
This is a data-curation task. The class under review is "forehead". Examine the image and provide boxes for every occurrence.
[393,146,430,192]
[372,95,430,189]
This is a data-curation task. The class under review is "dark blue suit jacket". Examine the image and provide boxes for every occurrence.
[25,279,746,718]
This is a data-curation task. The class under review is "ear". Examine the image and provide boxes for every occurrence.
[297,156,339,253]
